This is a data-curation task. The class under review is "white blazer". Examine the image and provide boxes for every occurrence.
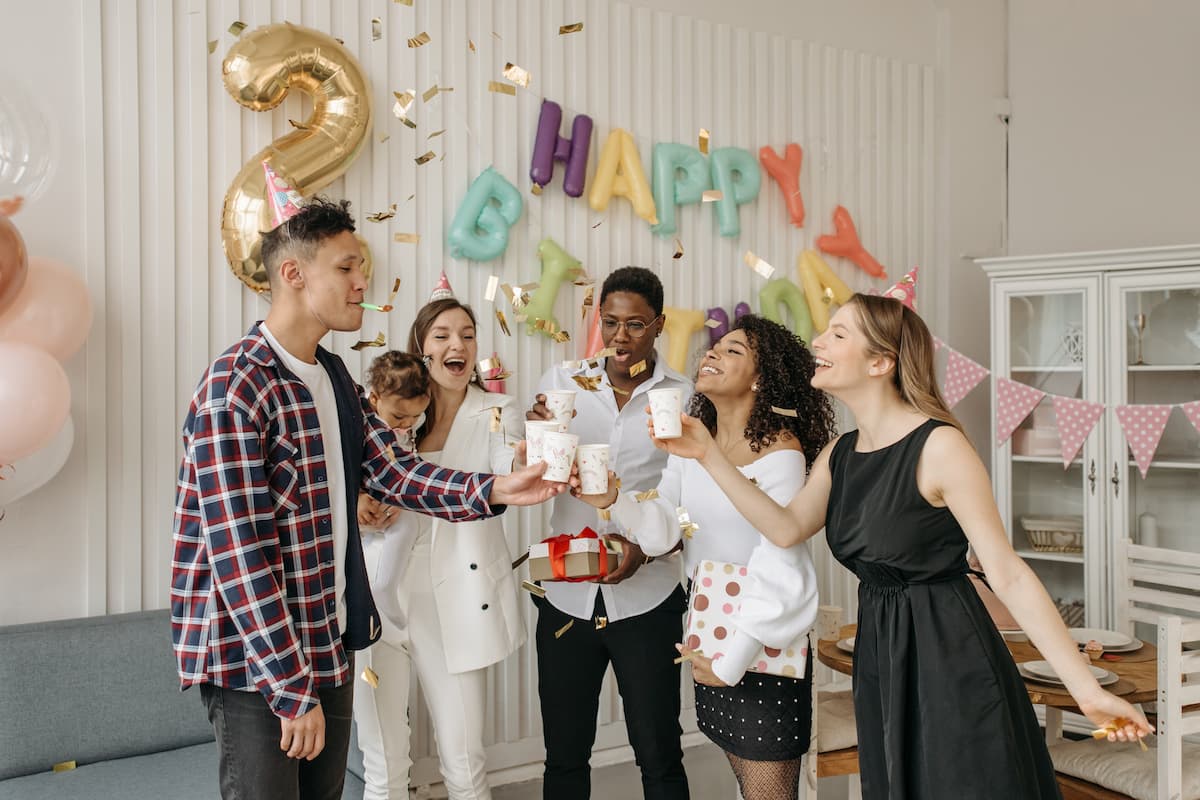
[363,385,526,673]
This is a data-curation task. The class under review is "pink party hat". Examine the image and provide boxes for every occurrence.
[263,160,305,229]
[429,270,455,301]
[881,267,917,310]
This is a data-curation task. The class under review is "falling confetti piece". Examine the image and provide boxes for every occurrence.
[207,39,218,54]
[634,489,660,502]
[554,620,574,639]
[52,761,76,773]
[512,552,530,570]
[387,278,402,304]
[371,18,383,40]
[581,286,594,320]
[531,183,543,196]
[595,347,618,359]
[405,193,415,203]
[492,31,502,40]
[598,508,612,521]
[393,233,420,243]
[400,117,417,129]
[496,309,511,336]
[468,39,477,52]
[490,407,502,433]
[704,318,722,329]
[771,406,799,418]
[394,0,413,4]
[478,357,499,375]
[427,129,446,139]
[488,81,517,96]
[228,21,247,36]
[698,128,710,154]
[552,330,571,344]
[503,62,531,87]
[351,332,387,351]
[629,360,647,378]
[592,219,604,229]
[288,119,310,130]
[415,151,436,165]
[673,238,684,259]
[378,133,391,143]
[677,506,700,538]
[485,275,499,302]
[361,667,380,688]
[559,22,584,35]
[702,189,723,202]
[366,204,397,222]
[744,250,775,279]
[572,374,603,392]
[521,579,546,597]
[407,31,431,48]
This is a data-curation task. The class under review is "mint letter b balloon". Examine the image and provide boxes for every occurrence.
[651,143,710,236]
[446,167,523,261]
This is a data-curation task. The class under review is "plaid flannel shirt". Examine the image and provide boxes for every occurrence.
[171,324,498,719]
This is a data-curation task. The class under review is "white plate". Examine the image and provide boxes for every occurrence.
[836,636,856,654]
[1068,628,1137,651]
[1020,659,1118,687]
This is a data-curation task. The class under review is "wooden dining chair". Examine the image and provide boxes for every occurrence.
[1111,538,1200,634]
[1048,614,1200,800]
[813,687,861,798]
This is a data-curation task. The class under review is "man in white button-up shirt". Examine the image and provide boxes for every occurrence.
[526,267,693,799]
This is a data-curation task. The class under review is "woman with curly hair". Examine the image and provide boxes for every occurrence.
[574,314,836,800]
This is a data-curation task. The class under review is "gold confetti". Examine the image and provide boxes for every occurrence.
[495,309,512,336]
[415,151,436,165]
[554,619,574,639]
[559,22,584,35]
[677,506,700,538]
[488,81,517,96]
[596,347,619,359]
[572,374,603,392]
[366,204,397,222]
[394,0,413,4]
[521,579,546,597]
[371,17,383,40]
[771,406,799,418]
[531,183,543,196]
[503,62,531,88]
[485,275,500,302]
[288,119,311,130]
[634,489,660,502]
[400,116,417,130]
[512,552,530,570]
[427,129,446,139]
[405,193,415,203]
[228,21,247,36]
[702,189,723,202]
[592,218,604,229]
[704,318,722,328]
[552,330,571,344]
[581,286,594,320]
[407,31,431,48]
[422,83,449,102]
[361,666,380,688]
[490,407,502,433]
[207,39,218,54]
[52,761,76,773]
[468,39,477,52]
[478,357,499,375]
[392,89,416,119]
[744,250,775,279]
[352,332,386,351]
[615,477,622,489]
[387,278,402,304]
[673,238,684,259]
[598,508,612,521]
[492,31,502,40]
[629,360,647,378]
[393,233,420,244]
[378,132,391,144]
[698,128,710,154]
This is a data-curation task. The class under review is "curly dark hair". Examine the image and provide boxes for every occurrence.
[687,314,837,467]
[365,351,431,400]
[260,195,356,282]
[600,266,663,316]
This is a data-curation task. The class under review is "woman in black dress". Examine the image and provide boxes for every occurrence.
[658,294,1150,799]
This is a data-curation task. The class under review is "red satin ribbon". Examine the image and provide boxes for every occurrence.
[543,527,609,582]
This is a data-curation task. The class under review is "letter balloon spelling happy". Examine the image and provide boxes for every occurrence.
[662,307,707,374]
[522,239,581,335]
[709,148,762,237]
[530,100,593,197]
[446,167,524,261]
[651,143,710,236]
[589,129,658,224]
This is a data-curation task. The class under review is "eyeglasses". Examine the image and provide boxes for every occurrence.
[600,316,661,339]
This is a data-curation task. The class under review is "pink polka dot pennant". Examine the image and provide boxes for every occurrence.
[1180,401,1200,437]
[995,378,1046,446]
[1051,396,1105,468]
[942,349,990,409]
[1114,404,1173,479]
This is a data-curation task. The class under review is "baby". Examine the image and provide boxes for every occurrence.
[360,351,431,529]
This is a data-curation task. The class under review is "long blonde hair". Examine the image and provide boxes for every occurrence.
[846,293,964,434]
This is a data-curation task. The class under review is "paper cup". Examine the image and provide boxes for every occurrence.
[540,432,579,483]
[575,444,611,495]
[647,387,683,439]
[524,420,565,463]
[816,605,843,641]
[543,390,577,427]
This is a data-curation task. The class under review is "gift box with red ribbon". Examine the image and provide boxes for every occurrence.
[528,527,619,582]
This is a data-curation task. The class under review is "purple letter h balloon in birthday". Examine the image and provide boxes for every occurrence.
[530,100,593,197]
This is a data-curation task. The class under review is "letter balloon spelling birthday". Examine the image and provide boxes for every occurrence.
[816,205,886,279]
[220,22,372,294]
[651,143,710,236]
[589,129,658,225]
[522,238,581,335]
[759,144,805,227]
[530,100,593,197]
[446,167,523,261]
[759,278,813,343]
[710,148,761,237]
[662,307,707,374]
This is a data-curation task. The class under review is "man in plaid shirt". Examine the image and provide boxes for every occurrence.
[172,194,564,800]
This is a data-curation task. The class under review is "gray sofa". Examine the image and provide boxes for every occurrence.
[0,610,366,799]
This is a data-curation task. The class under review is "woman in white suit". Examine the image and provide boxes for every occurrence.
[354,295,524,800]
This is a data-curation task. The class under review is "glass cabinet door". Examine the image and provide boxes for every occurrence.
[993,277,1103,626]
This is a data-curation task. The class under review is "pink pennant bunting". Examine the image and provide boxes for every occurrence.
[1180,400,1200,436]
[932,336,945,353]
[941,348,989,409]
[1051,396,1105,468]
[995,378,1046,446]
[1115,404,1173,479]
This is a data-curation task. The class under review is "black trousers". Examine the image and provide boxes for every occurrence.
[200,665,355,800]
[535,585,690,800]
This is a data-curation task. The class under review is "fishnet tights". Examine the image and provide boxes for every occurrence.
[725,752,803,800]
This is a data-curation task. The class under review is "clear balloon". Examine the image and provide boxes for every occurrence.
[0,341,70,464]
[0,214,27,315]
[0,256,93,360]
[0,416,73,506]
[0,84,58,204]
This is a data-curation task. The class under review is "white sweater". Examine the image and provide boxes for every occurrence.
[610,449,819,686]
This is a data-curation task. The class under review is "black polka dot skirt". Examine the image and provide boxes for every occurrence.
[693,651,813,761]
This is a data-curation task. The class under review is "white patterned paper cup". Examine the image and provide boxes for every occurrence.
[540,432,579,483]
[575,444,611,495]
[543,390,577,427]
[524,420,564,463]
[647,388,683,439]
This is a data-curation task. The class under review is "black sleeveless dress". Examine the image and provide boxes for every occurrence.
[825,419,1061,799]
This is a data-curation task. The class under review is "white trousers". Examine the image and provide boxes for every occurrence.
[353,536,493,800]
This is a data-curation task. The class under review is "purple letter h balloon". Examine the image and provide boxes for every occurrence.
[530,100,593,197]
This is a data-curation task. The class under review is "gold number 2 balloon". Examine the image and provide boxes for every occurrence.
[220,22,373,294]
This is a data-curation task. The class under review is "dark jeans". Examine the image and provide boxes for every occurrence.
[535,585,690,800]
[200,665,355,800]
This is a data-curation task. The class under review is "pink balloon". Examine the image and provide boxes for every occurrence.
[0,256,92,360]
[0,341,70,464]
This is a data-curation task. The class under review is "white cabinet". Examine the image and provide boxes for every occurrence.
[978,246,1200,628]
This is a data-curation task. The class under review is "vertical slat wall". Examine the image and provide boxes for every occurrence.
[78,0,934,780]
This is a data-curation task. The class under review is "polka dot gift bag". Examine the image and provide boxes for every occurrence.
[685,560,809,679]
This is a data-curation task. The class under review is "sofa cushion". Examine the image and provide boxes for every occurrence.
[817,689,857,753]
[1048,736,1200,800]
[0,742,366,800]
[0,610,213,780]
